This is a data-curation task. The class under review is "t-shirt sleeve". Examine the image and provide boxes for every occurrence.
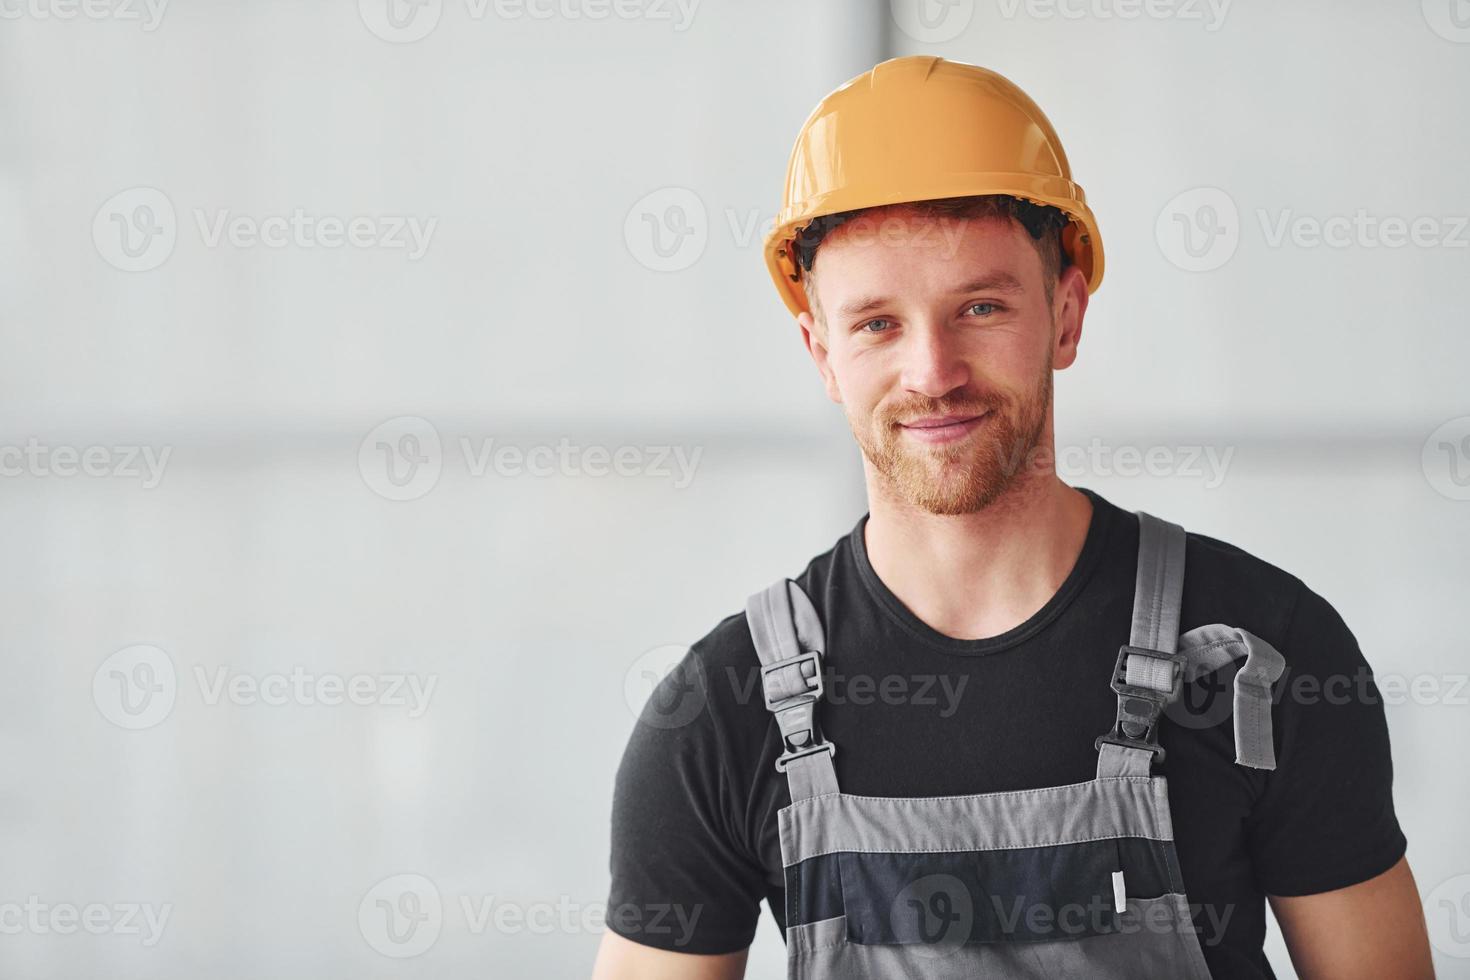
[604,643,768,954]
[1246,582,1408,896]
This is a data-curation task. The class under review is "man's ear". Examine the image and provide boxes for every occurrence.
[797,311,843,404]
[1050,264,1089,371]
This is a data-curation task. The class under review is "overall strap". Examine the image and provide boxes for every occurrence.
[1097,511,1188,778]
[1176,624,1287,769]
[745,579,837,802]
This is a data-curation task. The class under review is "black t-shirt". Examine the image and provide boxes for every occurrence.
[605,487,1406,979]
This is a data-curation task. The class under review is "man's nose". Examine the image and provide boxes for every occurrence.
[898,320,970,398]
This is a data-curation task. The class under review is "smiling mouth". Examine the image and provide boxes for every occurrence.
[898,412,989,444]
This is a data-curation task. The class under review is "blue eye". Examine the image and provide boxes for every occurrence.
[967,302,999,317]
[860,318,893,333]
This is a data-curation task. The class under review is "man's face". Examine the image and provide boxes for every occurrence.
[798,209,1085,516]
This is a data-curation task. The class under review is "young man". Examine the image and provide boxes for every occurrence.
[593,56,1432,980]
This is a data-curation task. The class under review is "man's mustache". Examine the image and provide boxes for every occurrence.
[881,397,1004,426]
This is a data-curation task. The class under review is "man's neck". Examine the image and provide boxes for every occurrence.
[862,473,1094,642]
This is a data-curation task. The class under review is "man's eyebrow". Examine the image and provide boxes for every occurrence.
[834,273,1026,317]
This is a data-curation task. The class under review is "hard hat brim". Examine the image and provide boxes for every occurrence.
[763,179,1104,319]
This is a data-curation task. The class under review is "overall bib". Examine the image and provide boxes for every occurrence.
[745,511,1286,980]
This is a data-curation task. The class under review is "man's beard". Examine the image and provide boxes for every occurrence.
[849,366,1052,516]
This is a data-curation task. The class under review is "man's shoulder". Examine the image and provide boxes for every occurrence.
[1173,518,1338,657]
[1183,523,1304,593]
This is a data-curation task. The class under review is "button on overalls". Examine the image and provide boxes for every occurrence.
[745,511,1287,980]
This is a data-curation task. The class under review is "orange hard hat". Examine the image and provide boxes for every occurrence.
[764,55,1104,318]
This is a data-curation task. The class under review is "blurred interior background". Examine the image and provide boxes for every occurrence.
[1,0,1467,976]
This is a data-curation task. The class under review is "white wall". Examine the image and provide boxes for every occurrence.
[0,0,1466,977]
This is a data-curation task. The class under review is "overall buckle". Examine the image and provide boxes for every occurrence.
[1094,644,1186,761]
[761,650,823,711]
[774,741,836,773]
[762,651,834,772]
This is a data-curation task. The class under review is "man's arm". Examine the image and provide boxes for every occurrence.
[592,932,747,980]
[1270,855,1433,980]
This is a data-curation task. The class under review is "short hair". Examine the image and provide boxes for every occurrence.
[795,195,1073,327]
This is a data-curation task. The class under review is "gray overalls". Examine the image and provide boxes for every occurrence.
[745,511,1287,979]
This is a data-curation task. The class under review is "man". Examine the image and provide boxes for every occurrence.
[592,55,1432,979]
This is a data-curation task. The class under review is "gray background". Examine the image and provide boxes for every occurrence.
[1,0,1467,976]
